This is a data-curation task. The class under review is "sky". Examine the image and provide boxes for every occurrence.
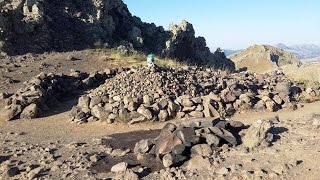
[123,0,320,50]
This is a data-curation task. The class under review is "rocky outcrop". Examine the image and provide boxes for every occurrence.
[230,44,301,73]
[0,0,234,70]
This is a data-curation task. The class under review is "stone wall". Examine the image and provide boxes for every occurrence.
[3,68,118,120]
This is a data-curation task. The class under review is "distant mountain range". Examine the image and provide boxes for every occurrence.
[224,43,320,60]
[224,49,241,57]
[274,43,320,59]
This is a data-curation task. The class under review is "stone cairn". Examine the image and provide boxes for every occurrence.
[131,117,273,169]
[2,68,119,120]
[69,66,314,124]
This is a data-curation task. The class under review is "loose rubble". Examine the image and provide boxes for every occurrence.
[2,68,118,120]
[131,118,243,169]
[69,66,318,124]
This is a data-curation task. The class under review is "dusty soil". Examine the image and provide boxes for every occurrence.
[0,51,320,179]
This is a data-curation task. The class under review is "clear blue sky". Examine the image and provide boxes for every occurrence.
[123,0,320,50]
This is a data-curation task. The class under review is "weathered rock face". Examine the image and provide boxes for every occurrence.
[0,0,132,54]
[162,21,234,69]
[163,21,209,63]
[0,0,234,70]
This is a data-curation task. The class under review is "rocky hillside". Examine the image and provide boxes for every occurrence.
[229,44,301,73]
[275,43,320,59]
[0,0,234,70]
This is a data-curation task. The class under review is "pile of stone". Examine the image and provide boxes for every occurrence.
[69,66,305,124]
[3,69,118,120]
[130,117,273,169]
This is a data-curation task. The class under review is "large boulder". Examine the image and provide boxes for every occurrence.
[242,120,274,148]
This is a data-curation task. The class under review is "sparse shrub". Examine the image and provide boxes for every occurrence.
[94,39,105,49]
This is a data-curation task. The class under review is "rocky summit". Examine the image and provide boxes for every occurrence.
[230,44,301,73]
[0,0,234,69]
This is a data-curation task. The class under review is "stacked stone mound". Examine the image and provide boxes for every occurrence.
[0,0,234,70]
[70,66,304,124]
[132,118,273,169]
[3,69,117,120]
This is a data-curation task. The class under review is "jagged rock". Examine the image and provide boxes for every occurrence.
[209,127,237,146]
[78,95,91,109]
[134,139,152,154]
[128,101,139,112]
[158,109,169,121]
[5,104,22,121]
[266,101,277,112]
[221,88,236,103]
[91,105,108,119]
[175,127,199,147]
[155,133,183,156]
[137,106,153,120]
[242,120,273,148]
[162,154,186,168]
[89,96,102,109]
[203,133,220,146]
[20,103,38,119]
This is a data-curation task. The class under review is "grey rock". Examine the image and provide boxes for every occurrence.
[137,106,153,120]
[189,111,204,118]
[20,103,38,119]
[221,88,236,103]
[158,109,169,121]
[203,133,220,146]
[78,95,90,109]
[111,162,128,172]
[128,116,147,125]
[91,105,108,119]
[209,127,237,146]
[5,104,22,121]
[242,120,273,148]
[134,139,152,154]
[191,144,213,157]
[128,101,139,112]
[181,98,194,107]
[27,167,43,180]
[175,127,199,147]
[185,155,212,171]
[89,96,102,109]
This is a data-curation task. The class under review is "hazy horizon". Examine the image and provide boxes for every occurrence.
[123,0,320,51]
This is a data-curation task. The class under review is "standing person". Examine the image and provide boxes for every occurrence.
[147,54,156,68]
